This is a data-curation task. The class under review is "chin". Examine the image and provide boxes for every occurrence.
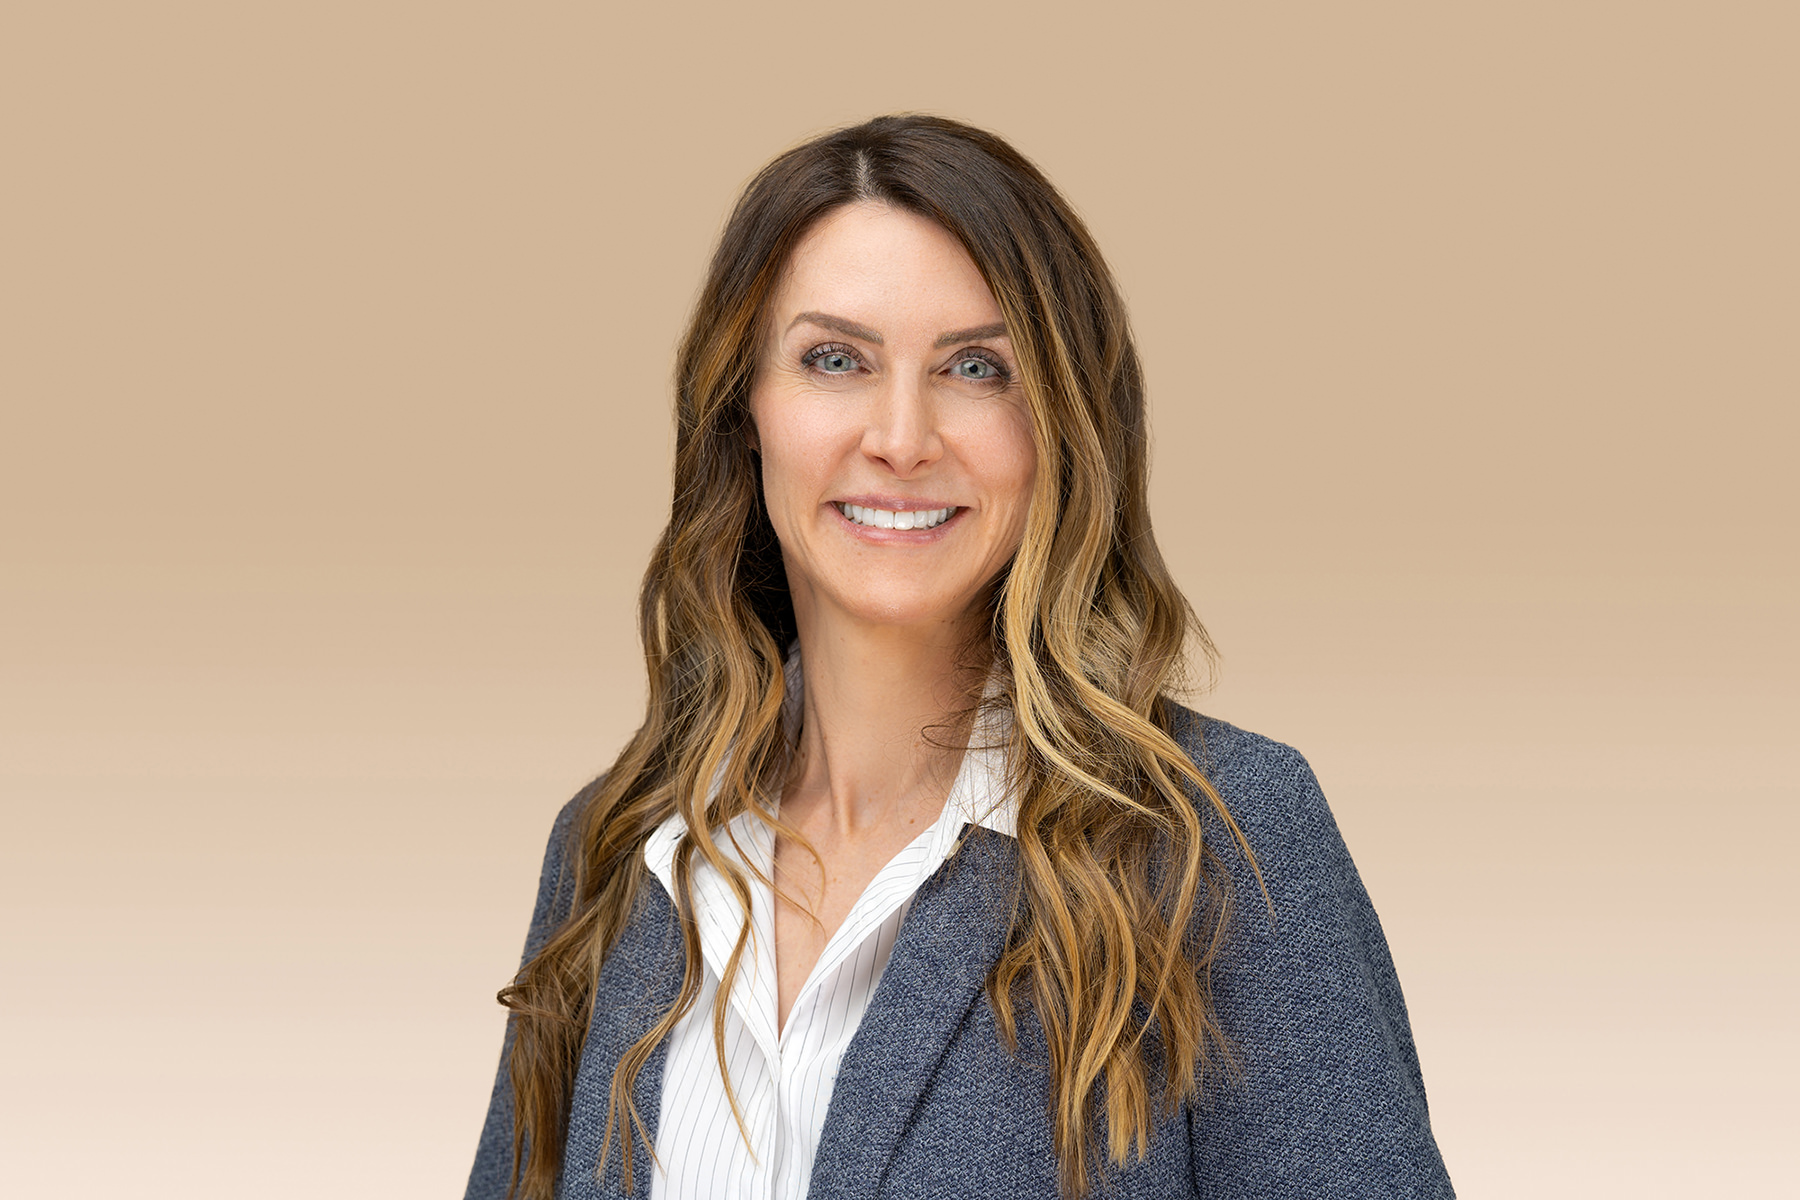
[832,586,981,631]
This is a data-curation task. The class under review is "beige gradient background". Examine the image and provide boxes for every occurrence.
[2,2,1793,1196]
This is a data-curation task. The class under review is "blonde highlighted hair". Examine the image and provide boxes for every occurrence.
[499,114,1253,1200]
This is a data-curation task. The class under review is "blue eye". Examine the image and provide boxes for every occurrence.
[802,344,860,374]
[951,352,1008,382]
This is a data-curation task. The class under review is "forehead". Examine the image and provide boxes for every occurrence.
[768,203,1004,335]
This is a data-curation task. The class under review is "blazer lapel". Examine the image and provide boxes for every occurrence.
[561,880,684,1200]
[809,826,1021,1200]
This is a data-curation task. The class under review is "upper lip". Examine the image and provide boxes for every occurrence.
[834,495,960,511]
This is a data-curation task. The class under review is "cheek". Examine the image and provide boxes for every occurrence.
[750,395,851,515]
[993,413,1040,515]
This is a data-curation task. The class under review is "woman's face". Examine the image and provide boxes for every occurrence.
[749,202,1038,638]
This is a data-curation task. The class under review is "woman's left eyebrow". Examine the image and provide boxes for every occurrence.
[935,323,1009,347]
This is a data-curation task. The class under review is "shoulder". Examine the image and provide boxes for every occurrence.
[1164,702,1312,791]
[1159,701,1363,916]
[547,777,599,850]
[1159,704,1455,1193]
[518,775,606,960]
[541,776,603,878]
[1163,703,1336,845]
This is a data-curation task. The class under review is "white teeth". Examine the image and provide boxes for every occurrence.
[839,504,954,530]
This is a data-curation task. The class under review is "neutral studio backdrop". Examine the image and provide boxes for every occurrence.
[2,3,1793,1196]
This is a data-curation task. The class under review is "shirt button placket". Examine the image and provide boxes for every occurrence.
[757,1079,777,1200]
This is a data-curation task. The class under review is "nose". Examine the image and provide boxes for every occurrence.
[861,374,943,477]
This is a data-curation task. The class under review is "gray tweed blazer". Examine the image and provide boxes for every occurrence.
[466,709,1454,1198]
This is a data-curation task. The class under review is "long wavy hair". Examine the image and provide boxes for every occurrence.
[499,114,1255,1200]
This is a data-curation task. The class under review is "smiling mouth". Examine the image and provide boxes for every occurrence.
[836,503,957,531]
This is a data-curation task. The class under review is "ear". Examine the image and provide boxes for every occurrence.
[745,417,760,454]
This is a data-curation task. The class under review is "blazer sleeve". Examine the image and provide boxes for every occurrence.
[1185,723,1454,1198]
[465,788,589,1200]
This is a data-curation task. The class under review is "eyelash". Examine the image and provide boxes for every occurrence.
[799,342,863,373]
[798,343,1012,383]
[951,348,1011,383]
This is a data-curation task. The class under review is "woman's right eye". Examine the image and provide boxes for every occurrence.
[800,344,861,374]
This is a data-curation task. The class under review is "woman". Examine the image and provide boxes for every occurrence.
[467,115,1453,1200]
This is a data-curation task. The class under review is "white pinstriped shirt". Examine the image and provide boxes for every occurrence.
[642,662,1015,1200]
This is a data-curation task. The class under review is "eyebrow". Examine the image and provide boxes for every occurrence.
[934,322,1009,348]
[788,311,883,344]
[786,311,1010,349]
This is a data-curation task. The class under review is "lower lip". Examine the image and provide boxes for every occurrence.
[832,505,963,541]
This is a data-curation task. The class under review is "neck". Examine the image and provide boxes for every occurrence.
[786,611,986,837]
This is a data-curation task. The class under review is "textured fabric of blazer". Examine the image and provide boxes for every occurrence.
[466,708,1455,1198]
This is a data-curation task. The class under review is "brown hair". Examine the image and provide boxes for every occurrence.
[498,113,1254,1199]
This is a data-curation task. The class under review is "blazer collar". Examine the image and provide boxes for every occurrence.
[810,826,1020,1199]
[562,827,1021,1200]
